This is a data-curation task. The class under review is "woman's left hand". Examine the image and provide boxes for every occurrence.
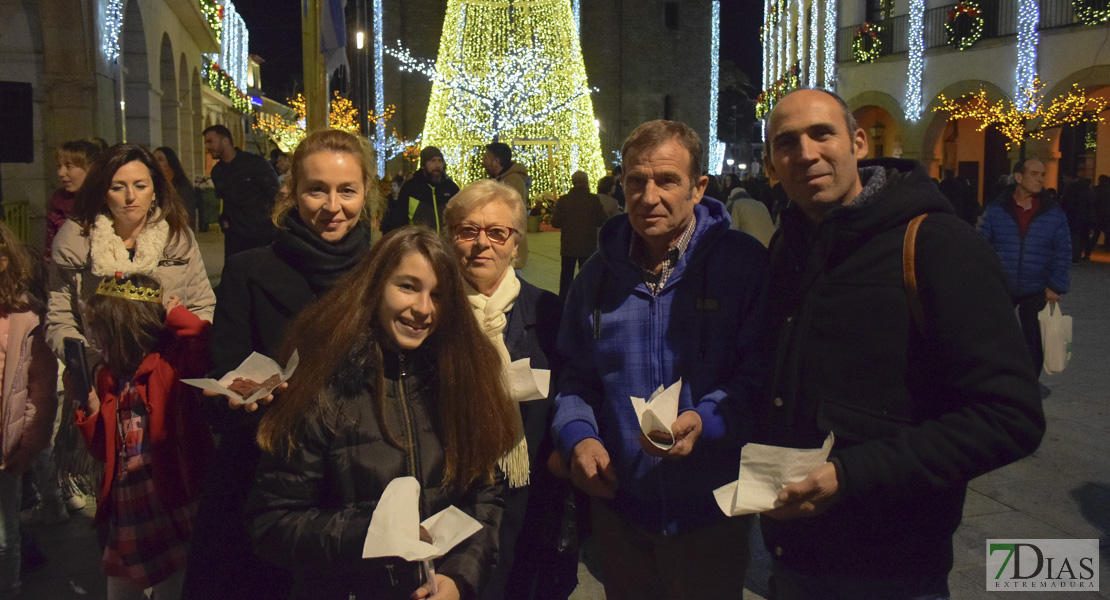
[410,575,459,600]
[165,294,181,311]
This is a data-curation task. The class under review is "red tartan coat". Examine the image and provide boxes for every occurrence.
[76,306,214,524]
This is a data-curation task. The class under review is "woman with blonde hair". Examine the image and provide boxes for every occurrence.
[183,129,380,600]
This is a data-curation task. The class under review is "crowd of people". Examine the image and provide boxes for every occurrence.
[0,86,1058,600]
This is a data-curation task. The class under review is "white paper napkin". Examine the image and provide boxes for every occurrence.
[362,477,482,562]
[630,379,682,450]
[504,358,550,404]
[182,350,299,404]
[713,432,835,516]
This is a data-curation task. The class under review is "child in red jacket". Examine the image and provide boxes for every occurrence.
[75,274,213,600]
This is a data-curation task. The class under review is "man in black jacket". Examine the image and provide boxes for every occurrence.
[759,88,1045,598]
[204,124,281,259]
[384,146,459,233]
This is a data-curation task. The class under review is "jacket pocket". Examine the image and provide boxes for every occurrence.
[817,395,911,443]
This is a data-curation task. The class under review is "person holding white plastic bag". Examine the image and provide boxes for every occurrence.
[979,159,1071,395]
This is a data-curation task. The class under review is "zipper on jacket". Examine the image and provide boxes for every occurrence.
[397,355,419,482]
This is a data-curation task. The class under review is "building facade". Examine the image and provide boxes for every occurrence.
[767,0,1110,202]
[1,0,259,246]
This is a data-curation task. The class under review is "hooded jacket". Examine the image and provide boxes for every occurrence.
[552,198,768,535]
[762,159,1045,579]
[979,188,1071,296]
[75,306,214,525]
[0,308,58,474]
[399,170,460,233]
[247,350,504,600]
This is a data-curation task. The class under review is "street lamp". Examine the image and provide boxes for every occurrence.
[356,31,365,50]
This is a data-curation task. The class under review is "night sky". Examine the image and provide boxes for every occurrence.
[235,0,763,104]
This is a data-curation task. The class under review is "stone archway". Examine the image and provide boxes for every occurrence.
[159,33,178,152]
[121,0,151,144]
[179,54,193,176]
[845,90,906,159]
[853,106,900,160]
[922,80,1013,204]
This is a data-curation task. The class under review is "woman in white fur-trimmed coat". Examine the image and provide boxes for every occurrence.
[46,143,215,372]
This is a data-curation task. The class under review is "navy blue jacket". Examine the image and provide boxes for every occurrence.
[552,198,769,535]
[979,189,1071,296]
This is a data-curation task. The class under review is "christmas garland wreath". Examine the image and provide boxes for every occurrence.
[755,63,801,119]
[853,22,882,63]
[1073,0,1110,26]
[945,2,984,51]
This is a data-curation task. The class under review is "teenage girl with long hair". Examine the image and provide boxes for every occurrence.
[248,227,518,600]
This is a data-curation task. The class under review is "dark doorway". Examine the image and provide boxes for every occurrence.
[983,126,1010,204]
[1059,122,1096,179]
[958,161,980,207]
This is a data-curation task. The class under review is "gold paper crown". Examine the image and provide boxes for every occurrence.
[95,277,163,303]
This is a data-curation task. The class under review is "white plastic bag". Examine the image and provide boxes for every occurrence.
[1039,302,1073,375]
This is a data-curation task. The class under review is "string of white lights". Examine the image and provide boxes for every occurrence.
[762,0,771,92]
[1015,0,1040,112]
[823,0,836,90]
[709,1,724,175]
[808,2,819,87]
[374,0,386,174]
[904,0,924,120]
[102,0,125,61]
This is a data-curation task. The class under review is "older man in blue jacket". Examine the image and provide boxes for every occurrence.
[980,158,1071,381]
[552,120,768,600]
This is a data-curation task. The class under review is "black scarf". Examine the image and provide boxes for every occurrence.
[273,211,371,295]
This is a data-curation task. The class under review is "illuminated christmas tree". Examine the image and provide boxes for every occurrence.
[389,0,605,203]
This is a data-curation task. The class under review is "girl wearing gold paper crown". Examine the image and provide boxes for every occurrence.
[74,274,213,600]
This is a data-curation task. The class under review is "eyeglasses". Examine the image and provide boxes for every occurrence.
[452,224,515,245]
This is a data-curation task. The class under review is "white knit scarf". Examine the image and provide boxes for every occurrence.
[89,212,168,277]
[465,268,531,488]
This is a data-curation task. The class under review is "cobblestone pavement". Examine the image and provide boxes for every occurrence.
[21,231,1108,599]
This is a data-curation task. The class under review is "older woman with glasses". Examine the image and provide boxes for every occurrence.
[443,180,578,600]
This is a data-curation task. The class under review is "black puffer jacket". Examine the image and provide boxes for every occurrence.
[761,159,1045,579]
[246,350,504,600]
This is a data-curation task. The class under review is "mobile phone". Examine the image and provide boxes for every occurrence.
[63,337,92,411]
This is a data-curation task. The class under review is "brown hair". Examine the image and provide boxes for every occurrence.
[621,120,704,181]
[0,222,40,315]
[442,179,528,268]
[272,129,383,227]
[258,227,517,489]
[71,144,191,245]
[83,274,168,378]
[56,140,102,173]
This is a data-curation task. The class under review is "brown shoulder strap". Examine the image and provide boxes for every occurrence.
[903,214,929,333]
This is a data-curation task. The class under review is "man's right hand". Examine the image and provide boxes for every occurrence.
[569,438,618,499]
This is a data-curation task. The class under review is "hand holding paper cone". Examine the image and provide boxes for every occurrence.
[362,477,482,563]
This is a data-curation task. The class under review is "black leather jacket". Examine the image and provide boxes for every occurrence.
[246,350,505,600]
